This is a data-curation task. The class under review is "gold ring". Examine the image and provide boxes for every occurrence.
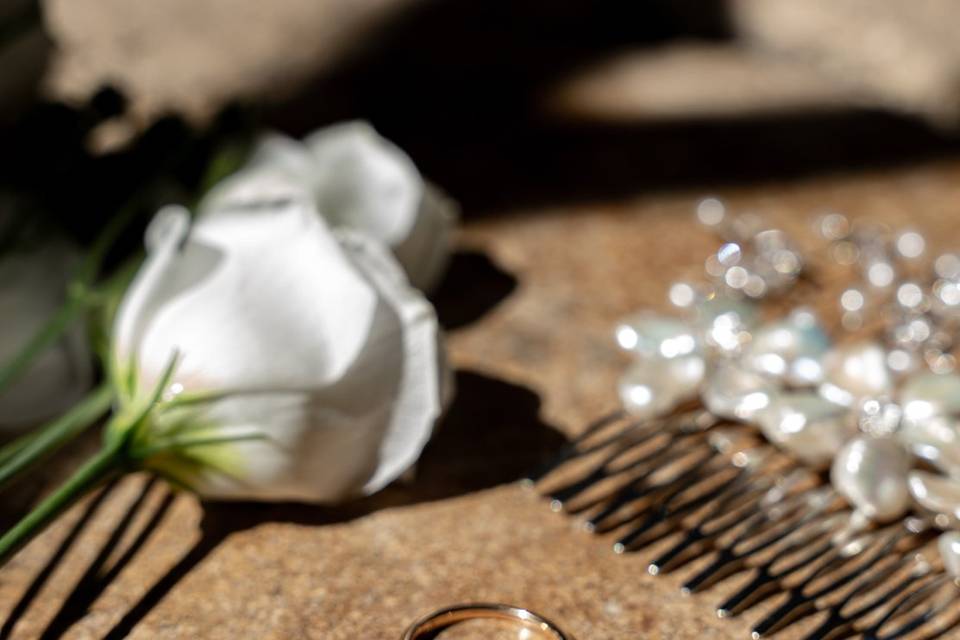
[401,602,574,639]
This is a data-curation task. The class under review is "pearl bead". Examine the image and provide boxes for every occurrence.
[907,470,960,525]
[745,309,830,385]
[755,392,850,467]
[820,341,892,406]
[618,355,705,418]
[938,531,960,579]
[694,297,758,354]
[898,415,960,475]
[831,436,911,522]
[900,372,960,425]
[614,313,700,359]
[701,362,777,422]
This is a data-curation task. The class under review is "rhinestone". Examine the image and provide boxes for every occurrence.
[817,212,850,240]
[743,275,767,298]
[935,253,960,280]
[896,283,924,309]
[724,265,749,289]
[866,261,895,288]
[696,197,726,227]
[717,243,742,266]
[895,231,925,259]
[668,282,697,308]
[840,288,865,312]
[856,397,902,437]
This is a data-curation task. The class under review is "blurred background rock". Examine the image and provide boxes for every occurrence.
[0,0,952,217]
[5,3,960,638]
[31,0,960,128]
[730,0,960,129]
[0,0,49,123]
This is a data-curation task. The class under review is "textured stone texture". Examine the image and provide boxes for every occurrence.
[3,160,960,638]
[545,42,858,123]
[43,0,413,123]
[731,0,960,127]
[5,2,960,638]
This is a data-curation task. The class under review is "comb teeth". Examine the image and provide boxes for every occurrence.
[529,411,960,639]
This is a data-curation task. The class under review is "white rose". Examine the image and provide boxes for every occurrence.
[0,231,92,428]
[111,197,448,502]
[202,120,457,292]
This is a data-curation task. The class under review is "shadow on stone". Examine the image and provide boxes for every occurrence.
[0,481,117,639]
[432,250,517,331]
[33,479,175,640]
[96,369,564,639]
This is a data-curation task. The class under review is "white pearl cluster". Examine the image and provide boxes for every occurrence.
[818,212,957,374]
[615,200,960,579]
[697,198,804,299]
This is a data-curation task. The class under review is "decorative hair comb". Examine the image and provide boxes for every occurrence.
[527,200,960,639]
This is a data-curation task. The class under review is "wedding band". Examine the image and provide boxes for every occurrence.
[401,603,574,639]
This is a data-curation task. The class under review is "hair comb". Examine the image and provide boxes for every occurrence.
[527,200,960,639]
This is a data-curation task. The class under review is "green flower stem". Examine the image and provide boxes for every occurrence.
[0,431,38,470]
[0,438,124,565]
[76,200,143,287]
[0,290,91,397]
[0,136,250,399]
[0,199,141,398]
[0,383,113,492]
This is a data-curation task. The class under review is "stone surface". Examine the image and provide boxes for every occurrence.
[4,157,960,638]
[6,3,960,639]
[43,0,415,124]
[731,0,960,127]
[546,42,857,123]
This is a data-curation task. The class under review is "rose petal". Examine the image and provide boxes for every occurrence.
[192,230,445,501]
[305,121,457,291]
[119,199,446,502]
[335,229,447,494]
[202,123,457,292]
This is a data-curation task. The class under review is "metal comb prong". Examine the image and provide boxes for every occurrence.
[648,471,777,575]
[523,409,627,484]
[567,432,715,518]
[801,553,933,640]
[613,460,729,552]
[714,509,845,616]
[614,458,747,554]
[841,556,936,638]
[544,417,669,503]
[545,410,713,507]
[750,528,891,638]
[865,574,958,640]
[605,457,721,547]
[528,408,714,487]
[688,486,837,599]
[548,426,699,509]
[585,446,716,532]
[751,524,915,638]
